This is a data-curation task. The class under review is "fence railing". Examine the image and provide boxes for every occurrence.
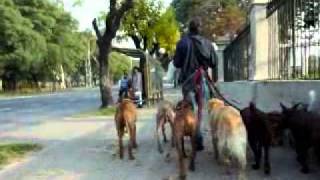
[223,25,251,82]
[267,0,320,80]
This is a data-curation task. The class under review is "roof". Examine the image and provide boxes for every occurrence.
[112,47,145,58]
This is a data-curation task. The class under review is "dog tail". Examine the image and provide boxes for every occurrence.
[217,117,247,169]
[308,90,316,111]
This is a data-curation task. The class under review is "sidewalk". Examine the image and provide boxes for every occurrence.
[0,90,319,180]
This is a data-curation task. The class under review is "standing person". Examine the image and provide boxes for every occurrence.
[118,72,129,101]
[173,18,217,151]
[132,66,143,107]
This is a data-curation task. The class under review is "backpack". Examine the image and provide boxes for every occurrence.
[178,35,217,85]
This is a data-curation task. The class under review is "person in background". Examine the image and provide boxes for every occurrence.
[132,66,143,107]
[173,17,218,151]
[118,72,129,101]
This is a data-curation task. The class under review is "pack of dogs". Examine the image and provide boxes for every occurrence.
[114,91,320,180]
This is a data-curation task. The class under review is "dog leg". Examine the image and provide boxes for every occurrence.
[128,123,135,160]
[263,145,271,175]
[163,123,168,143]
[170,122,175,148]
[176,136,186,180]
[133,123,138,149]
[296,143,309,174]
[251,140,261,170]
[237,151,247,180]
[189,136,197,171]
[213,137,219,161]
[157,118,164,153]
[118,128,124,160]
[181,137,187,158]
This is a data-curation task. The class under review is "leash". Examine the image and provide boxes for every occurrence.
[207,80,242,111]
[180,68,242,112]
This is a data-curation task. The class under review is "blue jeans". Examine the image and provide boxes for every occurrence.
[183,91,204,151]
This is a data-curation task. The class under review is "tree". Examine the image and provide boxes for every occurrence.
[0,0,88,91]
[172,0,247,39]
[153,7,181,55]
[92,0,133,107]
[120,0,180,56]
[0,0,46,90]
[120,0,162,51]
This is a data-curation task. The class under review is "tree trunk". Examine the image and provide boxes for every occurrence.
[98,45,113,107]
[92,0,133,108]
[31,74,40,90]
[60,65,66,89]
[2,75,17,92]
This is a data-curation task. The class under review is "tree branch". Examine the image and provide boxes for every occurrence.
[118,0,133,16]
[110,0,117,12]
[92,55,100,67]
[129,34,142,49]
[92,18,102,40]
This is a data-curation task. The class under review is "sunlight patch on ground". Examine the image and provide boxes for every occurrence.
[0,121,105,141]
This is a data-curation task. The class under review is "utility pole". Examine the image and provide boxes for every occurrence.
[85,38,93,87]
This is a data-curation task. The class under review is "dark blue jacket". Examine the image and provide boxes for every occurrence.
[173,34,217,83]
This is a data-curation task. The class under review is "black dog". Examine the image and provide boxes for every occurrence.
[241,103,282,175]
[280,103,320,173]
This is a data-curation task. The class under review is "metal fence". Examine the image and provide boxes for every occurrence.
[223,25,251,81]
[267,0,320,80]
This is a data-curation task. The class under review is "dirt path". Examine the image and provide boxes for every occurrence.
[0,105,320,179]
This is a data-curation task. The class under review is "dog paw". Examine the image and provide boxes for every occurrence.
[251,164,260,170]
[264,164,271,175]
[179,175,186,180]
[129,156,135,160]
[300,167,309,174]
[264,168,271,175]
[189,163,195,171]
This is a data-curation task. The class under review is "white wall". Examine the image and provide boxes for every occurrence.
[217,81,320,112]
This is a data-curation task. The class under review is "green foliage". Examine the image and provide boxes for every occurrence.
[108,52,131,82]
[153,7,181,54]
[0,0,46,78]
[0,143,42,167]
[121,0,163,49]
[121,0,180,54]
[0,0,89,90]
[91,107,117,116]
[172,0,247,38]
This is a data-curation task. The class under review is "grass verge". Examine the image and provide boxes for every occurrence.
[0,143,42,167]
[75,107,117,117]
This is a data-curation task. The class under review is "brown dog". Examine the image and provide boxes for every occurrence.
[156,100,175,153]
[114,98,138,160]
[174,99,198,180]
[208,98,247,179]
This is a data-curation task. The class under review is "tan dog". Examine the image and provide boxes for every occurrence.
[208,98,247,179]
[114,98,138,160]
[174,99,198,180]
[156,100,175,153]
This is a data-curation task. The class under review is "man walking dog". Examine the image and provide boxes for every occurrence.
[173,17,217,151]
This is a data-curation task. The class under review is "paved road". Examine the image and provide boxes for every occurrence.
[0,88,116,131]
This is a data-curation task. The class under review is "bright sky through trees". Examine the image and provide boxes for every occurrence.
[63,0,172,31]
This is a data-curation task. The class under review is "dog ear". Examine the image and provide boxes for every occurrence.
[249,102,256,112]
[280,103,288,111]
[292,103,301,110]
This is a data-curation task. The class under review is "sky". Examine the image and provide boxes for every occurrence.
[63,0,172,31]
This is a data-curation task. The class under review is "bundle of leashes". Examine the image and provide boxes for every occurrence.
[195,68,242,111]
[180,67,242,118]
